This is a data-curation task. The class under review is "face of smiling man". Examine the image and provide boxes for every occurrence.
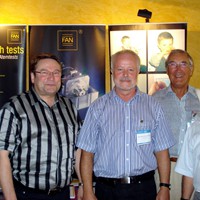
[31,58,62,103]
[166,52,193,92]
[112,51,140,100]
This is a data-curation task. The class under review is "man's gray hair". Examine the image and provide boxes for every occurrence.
[111,50,141,71]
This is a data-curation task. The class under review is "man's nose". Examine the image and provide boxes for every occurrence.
[123,70,128,76]
[47,72,55,79]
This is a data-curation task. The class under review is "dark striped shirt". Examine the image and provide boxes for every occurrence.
[0,88,81,190]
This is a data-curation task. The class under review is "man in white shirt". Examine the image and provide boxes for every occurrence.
[175,112,200,200]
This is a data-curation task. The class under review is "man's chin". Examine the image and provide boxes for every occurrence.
[44,88,58,95]
[116,86,136,91]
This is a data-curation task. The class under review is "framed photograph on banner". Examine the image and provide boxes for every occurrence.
[108,23,187,94]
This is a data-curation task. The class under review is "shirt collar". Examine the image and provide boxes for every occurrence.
[110,86,141,102]
[30,87,60,107]
[167,85,196,97]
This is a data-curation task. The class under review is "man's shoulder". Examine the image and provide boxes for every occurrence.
[57,95,75,109]
[4,91,28,105]
[187,86,200,102]
[89,93,109,107]
[139,92,162,109]
[152,87,168,99]
[194,87,200,100]
[58,95,71,102]
[0,91,30,114]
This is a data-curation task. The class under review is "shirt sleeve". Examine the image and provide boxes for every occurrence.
[76,104,99,153]
[153,103,176,152]
[0,107,17,152]
[175,126,193,178]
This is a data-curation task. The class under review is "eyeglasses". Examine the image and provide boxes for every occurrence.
[34,70,61,77]
[167,61,191,69]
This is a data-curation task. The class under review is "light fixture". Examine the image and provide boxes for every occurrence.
[137,9,152,23]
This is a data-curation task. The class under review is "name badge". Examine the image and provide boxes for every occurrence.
[136,130,151,145]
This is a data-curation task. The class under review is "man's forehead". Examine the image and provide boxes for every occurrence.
[115,59,136,66]
[36,58,61,68]
[168,53,188,61]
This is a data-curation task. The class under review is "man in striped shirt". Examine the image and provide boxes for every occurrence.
[77,50,175,200]
[0,53,81,200]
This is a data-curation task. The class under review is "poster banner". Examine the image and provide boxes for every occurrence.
[109,23,187,94]
[29,25,106,120]
[0,25,27,108]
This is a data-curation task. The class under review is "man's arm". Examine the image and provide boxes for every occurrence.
[80,150,97,200]
[0,150,17,200]
[155,149,171,200]
[182,175,194,199]
[75,148,83,200]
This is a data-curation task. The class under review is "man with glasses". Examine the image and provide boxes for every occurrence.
[0,53,81,200]
[175,111,200,200]
[153,49,200,199]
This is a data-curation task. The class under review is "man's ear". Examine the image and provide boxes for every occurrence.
[189,65,194,76]
[30,72,35,84]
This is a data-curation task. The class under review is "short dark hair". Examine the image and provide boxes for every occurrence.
[30,53,62,72]
[121,36,130,43]
[158,32,173,43]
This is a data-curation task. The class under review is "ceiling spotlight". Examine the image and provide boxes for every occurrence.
[137,9,152,23]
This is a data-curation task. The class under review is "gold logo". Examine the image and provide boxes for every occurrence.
[7,29,22,44]
[57,30,78,51]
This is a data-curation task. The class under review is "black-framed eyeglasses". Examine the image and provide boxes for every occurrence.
[34,70,61,77]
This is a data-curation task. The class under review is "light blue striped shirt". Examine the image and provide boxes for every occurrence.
[76,88,175,178]
[153,85,200,157]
